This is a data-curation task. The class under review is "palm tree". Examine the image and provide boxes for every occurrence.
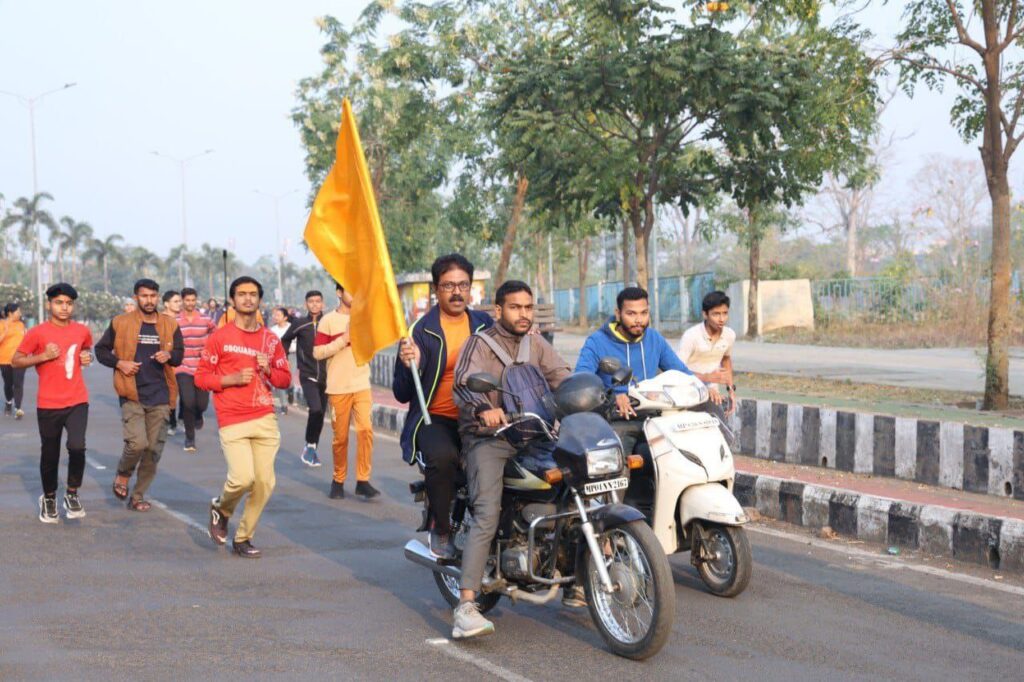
[0,192,58,290]
[129,246,161,279]
[60,219,93,283]
[200,243,222,300]
[83,234,125,293]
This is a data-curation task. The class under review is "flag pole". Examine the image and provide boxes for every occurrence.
[404,344,431,426]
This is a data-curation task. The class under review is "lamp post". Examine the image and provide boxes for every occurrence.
[151,149,214,286]
[254,189,298,302]
[0,82,77,322]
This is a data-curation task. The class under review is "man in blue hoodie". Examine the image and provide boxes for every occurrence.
[393,254,493,561]
[575,287,691,450]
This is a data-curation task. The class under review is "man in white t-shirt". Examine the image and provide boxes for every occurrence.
[679,290,736,444]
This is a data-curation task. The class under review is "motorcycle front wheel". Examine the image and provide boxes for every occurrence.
[695,524,752,598]
[433,570,501,614]
[584,520,675,660]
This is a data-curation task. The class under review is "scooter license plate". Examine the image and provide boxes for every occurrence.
[583,477,629,496]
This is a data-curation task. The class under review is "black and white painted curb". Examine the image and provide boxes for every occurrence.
[726,399,1024,501]
[735,472,1024,572]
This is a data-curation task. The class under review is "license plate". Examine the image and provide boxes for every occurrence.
[583,477,629,496]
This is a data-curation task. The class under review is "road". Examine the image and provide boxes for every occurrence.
[1,368,1022,680]
[554,331,1024,394]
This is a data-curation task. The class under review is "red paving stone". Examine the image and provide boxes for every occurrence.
[369,387,1024,521]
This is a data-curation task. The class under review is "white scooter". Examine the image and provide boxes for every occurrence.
[607,363,752,598]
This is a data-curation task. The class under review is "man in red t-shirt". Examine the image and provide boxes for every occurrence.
[195,276,290,558]
[12,283,94,524]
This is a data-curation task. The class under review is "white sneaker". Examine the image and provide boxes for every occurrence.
[452,601,494,639]
[38,495,59,524]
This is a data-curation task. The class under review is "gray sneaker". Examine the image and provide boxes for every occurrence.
[38,495,58,524]
[452,601,494,639]
[63,490,86,519]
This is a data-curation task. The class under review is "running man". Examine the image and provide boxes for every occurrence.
[95,279,184,511]
[282,290,326,467]
[176,287,216,452]
[11,283,93,523]
[1,302,27,419]
[314,282,380,500]
[197,276,290,558]
[162,290,182,435]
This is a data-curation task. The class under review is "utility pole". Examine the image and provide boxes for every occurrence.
[151,149,214,286]
[254,189,298,302]
[0,82,77,322]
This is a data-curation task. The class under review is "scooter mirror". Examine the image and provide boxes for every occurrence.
[466,372,500,393]
[611,367,633,386]
[598,356,622,375]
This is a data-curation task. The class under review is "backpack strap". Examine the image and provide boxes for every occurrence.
[475,331,515,367]
[515,335,531,364]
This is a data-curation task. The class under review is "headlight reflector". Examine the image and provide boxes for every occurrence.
[586,446,623,477]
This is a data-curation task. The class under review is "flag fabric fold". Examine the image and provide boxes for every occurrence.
[303,98,407,366]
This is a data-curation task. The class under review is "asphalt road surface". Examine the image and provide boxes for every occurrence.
[1,368,1022,681]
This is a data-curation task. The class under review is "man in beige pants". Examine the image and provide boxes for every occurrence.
[195,276,291,558]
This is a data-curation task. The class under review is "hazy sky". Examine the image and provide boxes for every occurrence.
[0,1,1000,271]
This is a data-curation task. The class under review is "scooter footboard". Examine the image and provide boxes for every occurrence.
[679,482,748,528]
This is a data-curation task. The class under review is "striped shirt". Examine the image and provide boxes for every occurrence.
[175,310,215,375]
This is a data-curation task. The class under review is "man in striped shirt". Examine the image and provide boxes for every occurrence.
[176,287,216,452]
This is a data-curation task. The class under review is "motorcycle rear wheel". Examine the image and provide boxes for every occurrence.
[584,520,675,660]
[433,570,501,614]
[696,524,751,598]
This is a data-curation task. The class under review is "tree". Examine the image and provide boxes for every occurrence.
[129,247,162,279]
[913,155,987,283]
[61,219,93,284]
[889,1,1024,408]
[83,234,125,294]
[1,193,58,297]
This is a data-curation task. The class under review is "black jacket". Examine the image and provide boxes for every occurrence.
[392,305,494,464]
[281,313,325,383]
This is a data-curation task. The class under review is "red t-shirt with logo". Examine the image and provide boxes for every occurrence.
[17,321,93,409]
[194,322,291,428]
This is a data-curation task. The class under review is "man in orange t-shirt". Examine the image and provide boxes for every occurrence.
[394,254,493,561]
[1,302,28,418]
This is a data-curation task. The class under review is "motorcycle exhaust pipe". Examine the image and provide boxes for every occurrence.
[404,540,462,581]
[501,582,561,606]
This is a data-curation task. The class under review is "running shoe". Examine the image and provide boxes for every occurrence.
[300,445,321,467]
[329,481,345,499]
[452,601,494,639]
[355,481,380,499]
[167,425,176,437]
[428,530,456,561]
[38,495,58,524]
[232,539,261,558]
[3,401,11,416]
[63,490,86,519]
[561,585,587,608]
[209,498,228,545]
[184,439,197,453]
[15,408,24,420]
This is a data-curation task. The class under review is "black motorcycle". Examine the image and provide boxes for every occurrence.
[404,371,675,660]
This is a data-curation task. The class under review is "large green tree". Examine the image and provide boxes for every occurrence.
[889,0,1024,409]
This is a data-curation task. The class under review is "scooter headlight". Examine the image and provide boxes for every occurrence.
[586,446,623,477]
[641,390,676,405]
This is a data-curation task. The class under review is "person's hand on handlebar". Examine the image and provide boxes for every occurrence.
[708,385,724,406]
[479,407,509,428]
[615,393,636,420]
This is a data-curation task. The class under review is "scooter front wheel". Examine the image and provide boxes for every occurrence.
[696,524,751,598]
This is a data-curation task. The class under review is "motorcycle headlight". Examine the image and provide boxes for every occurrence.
[586,446,623,477]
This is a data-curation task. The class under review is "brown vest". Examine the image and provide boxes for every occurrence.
[110,311,179,406]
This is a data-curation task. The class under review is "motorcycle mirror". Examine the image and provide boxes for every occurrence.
[466,372,500,393]
[598,356,622,375]
[611,367,633,386]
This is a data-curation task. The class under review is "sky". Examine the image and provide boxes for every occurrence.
[0,1,1003,271]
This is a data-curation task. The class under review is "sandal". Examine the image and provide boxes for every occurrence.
[112,475,129,500]
[127,498,151,512]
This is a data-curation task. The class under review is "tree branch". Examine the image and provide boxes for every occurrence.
[892,52,986,95]
[1004,0,1022,48]
[946,0,986,55]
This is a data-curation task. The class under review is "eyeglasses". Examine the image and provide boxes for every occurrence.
[437,281,472,293]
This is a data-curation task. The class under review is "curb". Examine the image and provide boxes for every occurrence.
[370,402,1024,572]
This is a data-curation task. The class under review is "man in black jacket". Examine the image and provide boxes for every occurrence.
[394,254,492,560]
[282,290,326,467]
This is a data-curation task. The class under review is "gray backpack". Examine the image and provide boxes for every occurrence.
[476,333,555,443]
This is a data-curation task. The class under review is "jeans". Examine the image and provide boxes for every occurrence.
[37,403,88,497]
[176,373,210,440]
[1,364,25,409]
[301,376,327,446]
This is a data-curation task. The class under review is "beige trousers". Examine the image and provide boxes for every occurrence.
[215,413,280,543]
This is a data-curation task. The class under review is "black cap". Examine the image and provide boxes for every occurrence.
[45,282,78,300]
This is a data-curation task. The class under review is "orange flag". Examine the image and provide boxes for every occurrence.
[303,98,407,365]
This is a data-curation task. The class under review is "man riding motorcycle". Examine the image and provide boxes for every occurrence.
[575,286,692,454]
[393,254,493,561]
[450,280,571,639]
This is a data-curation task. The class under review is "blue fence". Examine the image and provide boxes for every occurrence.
[555,273,715,327]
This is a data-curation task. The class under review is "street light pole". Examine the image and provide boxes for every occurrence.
[0,82,77,322]
[254,189,298,303]
[151,149,214,286]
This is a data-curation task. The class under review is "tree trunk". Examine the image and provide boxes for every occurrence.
[747,208,761,339]
[103,258,109,294]
[620,215,631,284]
[534,231,545,301]
[494,175,529,286]
[577,236,591,327]
[845,203,859,277]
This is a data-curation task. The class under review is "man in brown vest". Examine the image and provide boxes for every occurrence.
[95,279,184,511]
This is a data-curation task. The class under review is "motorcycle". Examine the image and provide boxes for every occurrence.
[404,371,675,660]
[603,359,752,598]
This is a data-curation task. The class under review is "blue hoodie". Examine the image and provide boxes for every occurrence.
[575,318,691,393]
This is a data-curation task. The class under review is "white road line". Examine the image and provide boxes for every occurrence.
[85,459,106,471]
[426,638,533,682]
[749,525,1024,597]
[148,498,210,535]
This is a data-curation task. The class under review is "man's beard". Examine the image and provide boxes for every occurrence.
[499,318,528,337]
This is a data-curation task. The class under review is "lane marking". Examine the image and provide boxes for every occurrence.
[86,459,107,471]
[749,525,1024,597]
[148,498,209,535]
[426,638,533,682]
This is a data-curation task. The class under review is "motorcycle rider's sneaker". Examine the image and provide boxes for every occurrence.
[329,480,345,499]
[428,530,456,562]
[452,601,494,639]
[561,585,587,608]
[355,481,380,499]
[300,445,321,467]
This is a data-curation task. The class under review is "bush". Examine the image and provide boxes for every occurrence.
[0,282,36,319]
[76,290,122,323]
